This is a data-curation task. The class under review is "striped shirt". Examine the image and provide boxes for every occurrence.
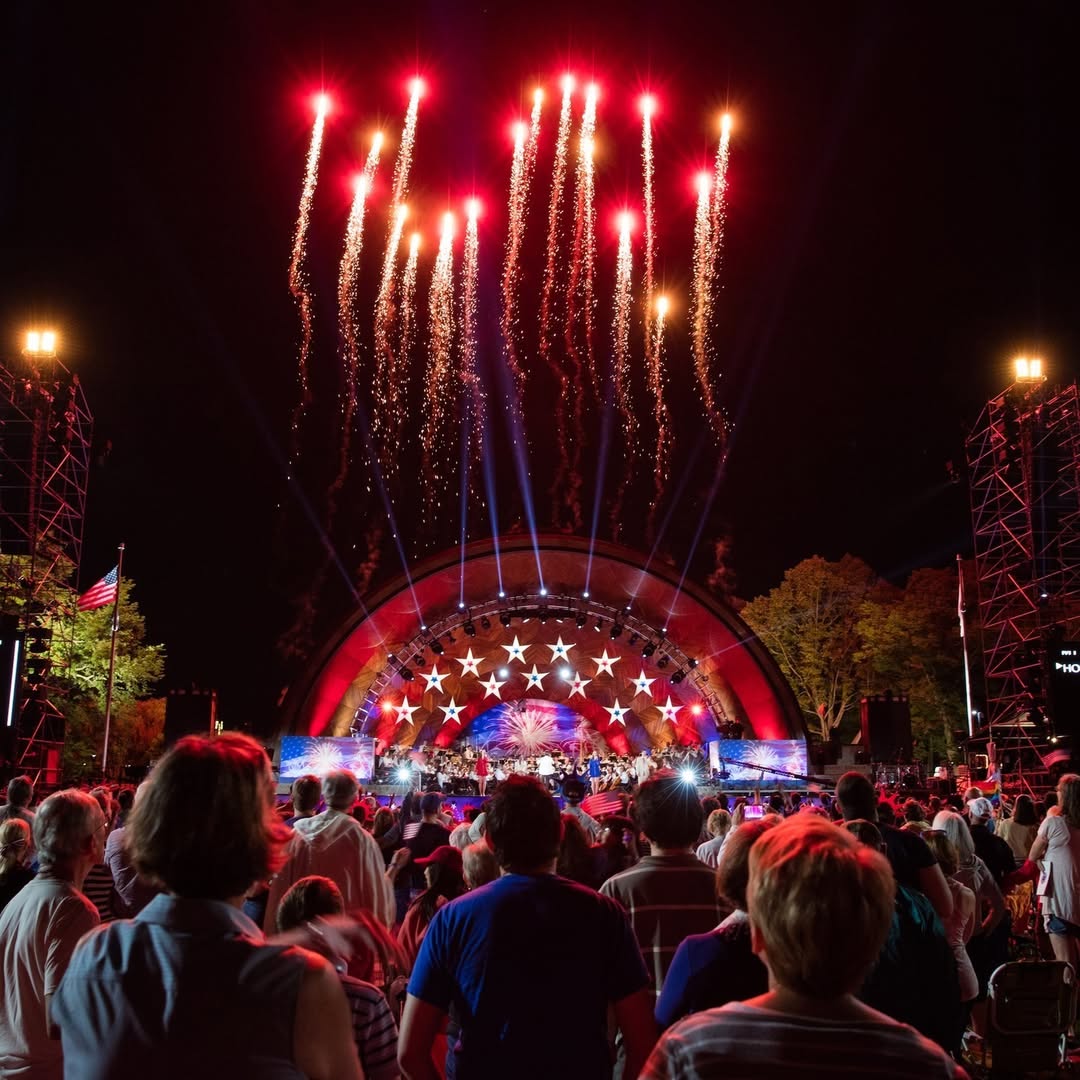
[600,854,722,998]
[340,975,399,1080]
[641,1002,970,1079]
[82,863,115,923]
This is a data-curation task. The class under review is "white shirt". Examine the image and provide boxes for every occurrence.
[0,873,100,1080]
[1037,814,1080,925]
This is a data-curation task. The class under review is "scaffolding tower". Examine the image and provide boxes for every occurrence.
[966,372,1080,789]
[0,342,93,783]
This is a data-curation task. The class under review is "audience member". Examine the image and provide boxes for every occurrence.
[601,770,722,999]
[591,814,639,884]
[449,806,483,850]
[285,774,322,826]
[562,780,600,841]
[923,830,979,1014]
[398,775,656,1079]
[0,789,104,1080]
[694,809,731,868]
[398,846,466,970]
[104,780,160,917]
[52,733,362,1079]
[405,793,453,893]
[0,818,34,914]
[1028,772,1080,971]
[965,797,1014,886]
[0,776,35,830]
[641,816,969,1079]
[266,768,397,930]
[557,812,600,888]
[461,840,498,890]
[836,771,953,920]
[276,874,401,1080]
[82,786,117,923]
[995,794,1037,865]
[656,817,776,1029]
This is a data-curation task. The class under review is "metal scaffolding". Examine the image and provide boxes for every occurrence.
[966,375,1080,782]
[0,346,93,780]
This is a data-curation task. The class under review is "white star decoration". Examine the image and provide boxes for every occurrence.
[548,636,575,662]
[394,698,419,725]
[591,650,619,677]
[631,670,656,698]
[566,672,591,699]
[503,636,529,663]
[525,665,547,690]
[481,673,505,699]
[456,649,482,677]
[423,665,448,693]
[439,698,464,726]
[659,696,682,724]
[605,702,630,726]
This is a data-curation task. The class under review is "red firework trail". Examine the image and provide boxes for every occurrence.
[647,295,673,540]
[286,93,329,467]
[640,97,657,359]
[609,215,636,540]
[462,202,483,461]
[541,76,575,527]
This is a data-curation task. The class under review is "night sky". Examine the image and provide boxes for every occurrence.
[3,2,1077,728]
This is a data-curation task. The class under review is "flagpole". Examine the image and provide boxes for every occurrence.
[957,553,976,739]
[101,543,125,778]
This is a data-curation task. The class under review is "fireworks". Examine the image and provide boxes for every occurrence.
[541,75,576,526]
[610,212,636,539]
[640,95,657,356]
[691,171,717,425]
[286,93,329,464]
[501,119,530,394]
[422,211,456,509]
[649,294,673,535]
[462,201,483,459]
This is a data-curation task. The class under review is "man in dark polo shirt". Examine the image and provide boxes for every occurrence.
[835,771,953,920]
[601,770,723,1000]
[399,776,655,1079]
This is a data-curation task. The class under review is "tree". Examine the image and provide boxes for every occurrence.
[857,567,966,765]
[740,555,891,741]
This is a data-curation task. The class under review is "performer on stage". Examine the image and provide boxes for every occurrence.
[476,750,489,798]
[588,752,602,797]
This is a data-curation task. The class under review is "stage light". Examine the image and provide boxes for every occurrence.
[397,767,412,783]
[412,654,424,666]
[24,329,58,357]
[1014,356,1046,382]
[671,669,685,684]
[498,590,506,598]
[400,667,414,681]
[680,768,697,785]
[691,704,704,716]
[497,668,510,679]
[576,612,587,629]
[539,608,549,624]
[641,643,656,658]
[688,658,698,669]
[458,602,466,610]
[420,624,428,631]
[381,699,395,713]
[560,667,572,681]
[481,615,492,631]
[500,611,511,628]
[595,618,605,631]
[610,623,624,640]
[658,655,669,669]
[539,586,548,597]
[430,640,445,656]
[464,620,476,637]
[628,633,640,647]
[582,590,590,599]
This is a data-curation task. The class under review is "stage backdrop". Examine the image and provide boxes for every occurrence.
[706,740,808,790]
[279,735,375,782]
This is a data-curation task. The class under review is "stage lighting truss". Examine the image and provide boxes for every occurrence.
[353,591,722,731]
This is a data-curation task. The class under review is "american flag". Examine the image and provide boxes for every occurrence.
[78,567,119,611]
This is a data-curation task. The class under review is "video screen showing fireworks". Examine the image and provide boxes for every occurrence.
[467,698,600,757]
[706,740,807,789]
[279,735,375,781]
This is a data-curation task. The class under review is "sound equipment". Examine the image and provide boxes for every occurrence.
[860,692,913,762]
[164,688,217,747]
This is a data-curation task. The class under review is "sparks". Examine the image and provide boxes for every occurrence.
[422,212,456,510]
[640,96,657,359]
[691,172,716,426]
[702,112,733,439]
[286,93,329,463]
[610,213,637,539]
[501,117,531,395]
[649,294,673,537]
[462,202,483,460]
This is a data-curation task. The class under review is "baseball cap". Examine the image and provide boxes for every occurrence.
[967,797,993,820]
[415,845,464,872]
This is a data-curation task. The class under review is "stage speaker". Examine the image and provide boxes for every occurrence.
[164,688,218,747]
[860,692,913,762]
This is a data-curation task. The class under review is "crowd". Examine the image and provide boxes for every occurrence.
[0,733,1073,1078]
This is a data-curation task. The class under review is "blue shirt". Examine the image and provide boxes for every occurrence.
[409,872,648,1079]
[52,894,310,1079]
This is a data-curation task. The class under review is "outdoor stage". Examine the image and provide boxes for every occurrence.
[278,535,811,779]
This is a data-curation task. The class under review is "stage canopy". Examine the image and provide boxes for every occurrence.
[282,535,807,755]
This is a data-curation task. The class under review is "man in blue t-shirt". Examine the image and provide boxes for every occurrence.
[398,776,655,1080]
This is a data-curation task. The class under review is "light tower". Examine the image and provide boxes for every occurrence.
[965,357,1080,785]
[0,330,93,782]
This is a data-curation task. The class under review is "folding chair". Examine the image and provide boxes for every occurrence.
[979,960,1076,1074]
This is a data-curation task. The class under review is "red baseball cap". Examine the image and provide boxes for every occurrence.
[415,845,464,872]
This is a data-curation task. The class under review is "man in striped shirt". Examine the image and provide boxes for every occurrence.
[641,816,969,1079]
[601,770,722,999]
